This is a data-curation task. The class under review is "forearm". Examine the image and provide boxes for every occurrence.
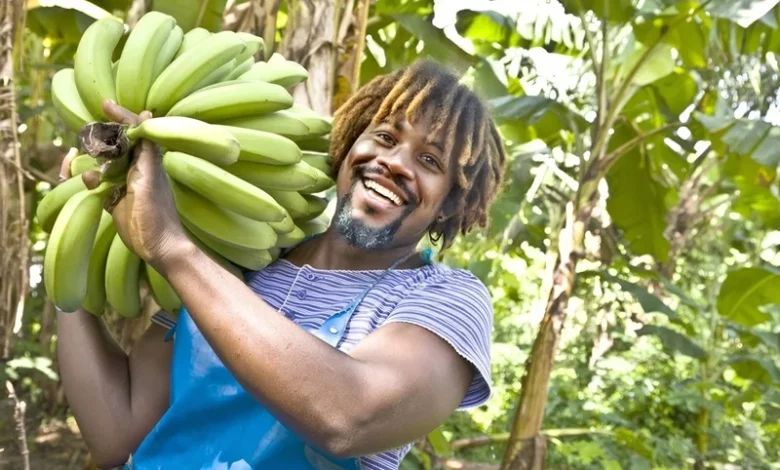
[56,309,133,462]
[161,243,377,453]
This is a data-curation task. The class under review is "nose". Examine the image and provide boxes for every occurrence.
[375,144,414,181]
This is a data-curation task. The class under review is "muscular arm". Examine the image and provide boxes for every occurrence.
[161,242,474,457]
[57,310,172,468]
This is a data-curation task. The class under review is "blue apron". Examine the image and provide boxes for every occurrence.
[126,248,432,470]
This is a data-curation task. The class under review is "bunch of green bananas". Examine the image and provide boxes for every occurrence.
[43,12,336,318]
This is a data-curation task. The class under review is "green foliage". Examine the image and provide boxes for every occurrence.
[717,267,780,327]
[151,0,229,32]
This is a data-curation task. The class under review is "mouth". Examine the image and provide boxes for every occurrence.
[361,178,406,207]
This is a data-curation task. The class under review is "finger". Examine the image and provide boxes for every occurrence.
[102,99,141,126]
[81,170,102,190]
[59,147,79,181]
[138,110,153,123]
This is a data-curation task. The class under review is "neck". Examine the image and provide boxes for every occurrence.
[284,228,422,271]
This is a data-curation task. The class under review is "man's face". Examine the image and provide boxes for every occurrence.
[332,114,453,251]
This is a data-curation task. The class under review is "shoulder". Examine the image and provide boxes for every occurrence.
[407,264,493,317]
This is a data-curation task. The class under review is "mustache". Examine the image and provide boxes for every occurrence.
[352,165,418,207]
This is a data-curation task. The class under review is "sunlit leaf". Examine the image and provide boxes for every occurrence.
[426,427,451,457]
[392,13,474,73]
[728,355,780,383]
[560,0,636,23]
[717,267,780,327]
[614,428,653,459]
[653,68,699,117]
[637,325,707,359]
[151,0,228,32]
[708,0,780,28]
[455,9,518,46]
[593,272,678,319]
[610,40,675,87]
[606,128,671,262]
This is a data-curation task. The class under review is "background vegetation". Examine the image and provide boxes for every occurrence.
[1,0,779,469]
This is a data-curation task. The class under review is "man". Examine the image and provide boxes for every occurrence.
[57,59,507,470]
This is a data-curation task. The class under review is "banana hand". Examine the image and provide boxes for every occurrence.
[94,99,190,272]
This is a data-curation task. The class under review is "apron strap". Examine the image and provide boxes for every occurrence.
[312,247,434,348]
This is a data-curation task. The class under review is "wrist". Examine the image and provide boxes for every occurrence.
[153,232,198,278]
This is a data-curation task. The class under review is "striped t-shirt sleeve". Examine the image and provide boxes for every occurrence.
[383,268,493,409]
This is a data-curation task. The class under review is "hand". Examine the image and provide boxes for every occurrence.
[85,100,190,272]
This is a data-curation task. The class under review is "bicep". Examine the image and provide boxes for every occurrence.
[347,322,473,451]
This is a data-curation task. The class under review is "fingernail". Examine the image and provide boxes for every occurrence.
[58,174,66,182]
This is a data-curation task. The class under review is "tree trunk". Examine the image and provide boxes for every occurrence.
[0,0,28,360]
[280,0,341,115]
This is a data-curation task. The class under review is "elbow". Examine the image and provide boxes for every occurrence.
[314,408,367,459]
[88,443,131,470]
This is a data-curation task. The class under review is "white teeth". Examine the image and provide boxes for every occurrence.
[364,179,402,205]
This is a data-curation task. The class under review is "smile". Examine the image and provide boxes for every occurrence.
[362,179,404,206]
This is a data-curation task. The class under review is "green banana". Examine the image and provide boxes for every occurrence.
[193,58,236,92]
[269,214,295,234]
[298,215,329,237]
[264,189,309,219]
[212,125,301,165]
[235,32,264,63]
[183,219,273,270]
[44,182,111,312]
[224,161,319,191]
[37,176,88,233]
[70,154,100,176]
[174,27,211,59]
[301,151,333,177]
[238,60,308,88]
[82,210,117,316]
[74,18,125,120]
[225,57,254,81]
[301,194,329,220]
[126,117,240,166]
[183,229,245,279]
[105,233,142,318]
[283,105,332,136]
[152,25,184,81]
[267,52,286,65]
[214,112,310,139]
[268,247,281,260]
[295,135,331,152]
[147,30,246,116]
[115,11,176,113]
[275,225,305,248]
[145,264,181,314]
[299,167,335,194]
[171,180,277,250]
[51,68,95,131]
[162,151,285,222]
[167,80,293,122]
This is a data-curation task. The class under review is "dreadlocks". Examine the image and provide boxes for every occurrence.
[329,59,507,249]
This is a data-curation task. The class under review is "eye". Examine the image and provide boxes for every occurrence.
[420,154,441,170]
[376,132,395,146]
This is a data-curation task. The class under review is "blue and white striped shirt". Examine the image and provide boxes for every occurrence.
[245,259,494,470]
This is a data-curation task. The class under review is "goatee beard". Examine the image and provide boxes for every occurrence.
[333,175,414,252]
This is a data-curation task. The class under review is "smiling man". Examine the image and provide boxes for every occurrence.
[56,60,507,470]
